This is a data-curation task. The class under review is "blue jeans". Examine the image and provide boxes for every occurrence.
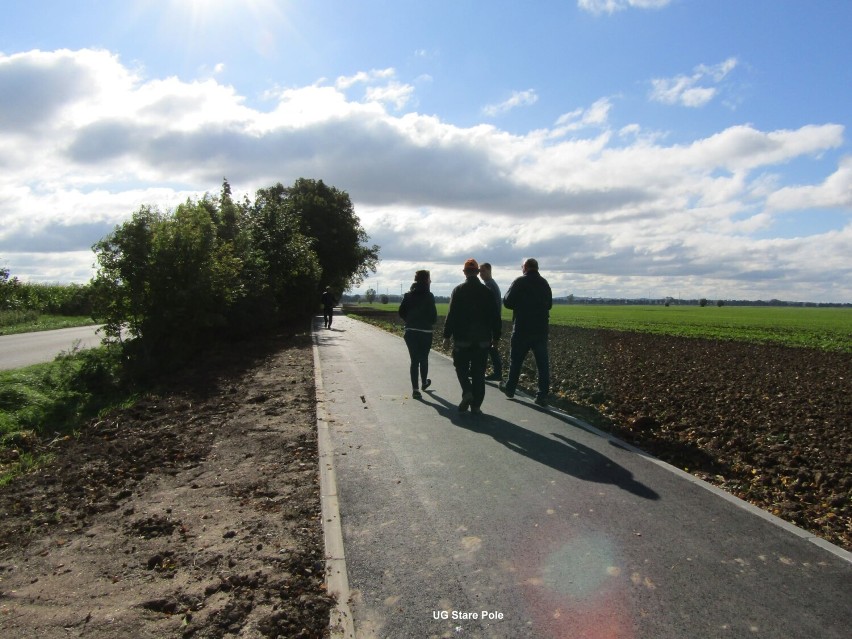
[505,332,549,399]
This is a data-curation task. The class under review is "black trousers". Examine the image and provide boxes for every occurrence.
[452,344,488,408]
[404,330,432,389]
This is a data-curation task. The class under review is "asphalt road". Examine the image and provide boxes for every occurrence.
[0,325,104,370]
[315,314,851,639]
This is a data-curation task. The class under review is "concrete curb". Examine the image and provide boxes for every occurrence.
[312,332,355,639]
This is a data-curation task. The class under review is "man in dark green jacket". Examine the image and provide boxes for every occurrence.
[502,258,552,406]
[443,258,501,413]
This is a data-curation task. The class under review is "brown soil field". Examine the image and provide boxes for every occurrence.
[545,325,851,551]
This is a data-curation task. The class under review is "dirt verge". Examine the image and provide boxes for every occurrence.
[0,331,334,638]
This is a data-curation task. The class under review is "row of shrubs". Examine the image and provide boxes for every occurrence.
[90,178,377,368]
[3,178,377,371]
[0,272,95,318]
[2,177,379,480]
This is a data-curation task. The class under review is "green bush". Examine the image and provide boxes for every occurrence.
[91,178,378,369]
[0,310,40,327]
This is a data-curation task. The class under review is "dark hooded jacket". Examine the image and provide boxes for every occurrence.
[399,282,437,331]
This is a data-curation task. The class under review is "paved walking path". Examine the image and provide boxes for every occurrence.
[314,314,851,639]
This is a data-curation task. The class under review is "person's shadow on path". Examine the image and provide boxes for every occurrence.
[422,392,659,501]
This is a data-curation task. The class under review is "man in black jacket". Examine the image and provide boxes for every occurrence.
[321,287,337,328]
[443,258,501,413]
[501,258,552,406]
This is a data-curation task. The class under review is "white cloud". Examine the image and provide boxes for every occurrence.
[0,48,849,302]
[765,155,852,211]
[333,68,415,110]
[482,90,539,117]
[552,98,613,135]
[650,58,739,107]
[335,68,396,90]
[365,81,415,110]
[578,0,673,15]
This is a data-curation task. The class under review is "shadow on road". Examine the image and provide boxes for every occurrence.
[422,392,659,501]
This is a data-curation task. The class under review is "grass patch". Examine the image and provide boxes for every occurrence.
[0,451,56,488]
[0,312,96,335]
[0,345,132,484]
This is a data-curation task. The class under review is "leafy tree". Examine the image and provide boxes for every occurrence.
[281,178,379,291]
[365,288,377,304]
[240,185,321,325]
[699,298,708,307]
[0,266,19,310]
[90,177,377,368]
[92,201,243,361]
[218,178,240,243]
[92,206,160,342]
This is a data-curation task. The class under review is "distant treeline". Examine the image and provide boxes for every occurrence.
[0,273,95,316]
[340,293,849,308]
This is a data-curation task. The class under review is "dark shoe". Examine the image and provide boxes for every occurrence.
[499,381,514,399]
[412,389,422,399]
[534,395,548,407]
[470,405,482,415]
[458,391,473,412]
[485,373,502,381]
[422,379,431,391]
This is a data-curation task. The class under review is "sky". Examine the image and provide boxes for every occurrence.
[1,0,851,303]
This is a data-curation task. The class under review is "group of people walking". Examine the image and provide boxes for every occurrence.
[398,257,553,413]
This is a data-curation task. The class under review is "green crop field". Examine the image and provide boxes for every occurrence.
[345,303,852,352]
[545,305,851,351]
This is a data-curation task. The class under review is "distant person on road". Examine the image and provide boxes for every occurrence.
[479,262,504,381]
[443,258,502,414]
[321,287,337,329]
[398,270,438,399]
[501,258,553,407]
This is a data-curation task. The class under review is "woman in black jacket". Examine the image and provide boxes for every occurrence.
[398,270,438,399]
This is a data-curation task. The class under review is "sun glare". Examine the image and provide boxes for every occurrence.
[135,0,290,57]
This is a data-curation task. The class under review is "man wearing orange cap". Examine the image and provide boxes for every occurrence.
[442,258,502,413]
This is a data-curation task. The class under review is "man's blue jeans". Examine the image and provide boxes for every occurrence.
[505,332,550,400]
